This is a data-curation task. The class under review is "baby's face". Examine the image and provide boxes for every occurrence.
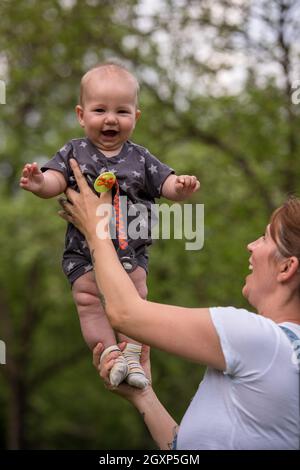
[76,71,141,155]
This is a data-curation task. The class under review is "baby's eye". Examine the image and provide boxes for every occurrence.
[118,109,130,114]
[95,108,105,113]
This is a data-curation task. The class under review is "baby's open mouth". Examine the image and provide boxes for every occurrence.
[102,130,118,137]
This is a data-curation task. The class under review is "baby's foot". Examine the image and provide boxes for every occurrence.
[100,345,128,387]
[123,343,149,389]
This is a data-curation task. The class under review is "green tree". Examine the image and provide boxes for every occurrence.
[1,0,300,450]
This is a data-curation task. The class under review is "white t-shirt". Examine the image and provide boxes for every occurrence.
[176,307,300,450]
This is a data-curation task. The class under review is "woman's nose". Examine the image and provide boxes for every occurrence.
[247,236,261,252]
[247,240,255,252]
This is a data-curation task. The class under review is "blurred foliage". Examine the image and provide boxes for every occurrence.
[0,0,300,450]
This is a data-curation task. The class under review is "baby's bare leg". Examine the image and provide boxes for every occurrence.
[117,266,149,389]
[72,271,116,350]
[72,271,128,385]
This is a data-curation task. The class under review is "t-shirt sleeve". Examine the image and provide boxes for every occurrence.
[41,143,73,184]
[144,151,174,198]
[209,306,280,378]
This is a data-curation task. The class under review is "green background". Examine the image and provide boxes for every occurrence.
[0,0,299,449]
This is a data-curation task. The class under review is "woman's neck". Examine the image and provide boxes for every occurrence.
[259,294,300,325]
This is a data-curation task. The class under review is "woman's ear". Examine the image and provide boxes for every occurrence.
[277,256,299,282]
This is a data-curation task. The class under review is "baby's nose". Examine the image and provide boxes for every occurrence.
[105,113,117,123]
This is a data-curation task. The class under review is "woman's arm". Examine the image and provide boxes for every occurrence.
[94,343,179,450]
[134,390,179,450]
[59,159,226,371]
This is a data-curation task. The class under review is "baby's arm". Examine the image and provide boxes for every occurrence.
[161,174,200,201]
[20,162,67,198]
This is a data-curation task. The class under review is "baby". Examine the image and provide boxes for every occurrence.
[20,63,200,388]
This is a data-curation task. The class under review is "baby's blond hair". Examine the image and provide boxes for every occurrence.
[79,62,140,107]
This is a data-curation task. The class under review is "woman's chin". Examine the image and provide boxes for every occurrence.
[242,285,248,299]
[242,276,256,307]
[242,276,251,300]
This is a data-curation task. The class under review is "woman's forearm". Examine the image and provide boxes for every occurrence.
[86,231,142,326]
[132,388,179,450]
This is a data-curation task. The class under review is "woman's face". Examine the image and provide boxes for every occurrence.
[242,224,281,308]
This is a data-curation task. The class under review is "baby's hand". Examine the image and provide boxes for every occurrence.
[175,175,200,198]
[19,162,45,193]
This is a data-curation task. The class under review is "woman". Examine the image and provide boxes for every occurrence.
[59,159,300,450]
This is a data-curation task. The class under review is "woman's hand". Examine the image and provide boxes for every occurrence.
[58,158,112,239]
[94,342,178,451]
[93,342,152,404]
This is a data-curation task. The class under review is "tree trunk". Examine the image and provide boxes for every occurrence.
[7,376,28,449]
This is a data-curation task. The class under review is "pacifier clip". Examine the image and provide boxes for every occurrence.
[94,171,138,272]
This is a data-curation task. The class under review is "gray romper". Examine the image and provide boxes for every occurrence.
[42,138,174,284]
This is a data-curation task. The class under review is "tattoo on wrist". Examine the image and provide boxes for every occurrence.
[167,425,178,450]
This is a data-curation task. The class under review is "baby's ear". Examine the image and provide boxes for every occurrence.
[75,105,85,127]
[135,109,141,121]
